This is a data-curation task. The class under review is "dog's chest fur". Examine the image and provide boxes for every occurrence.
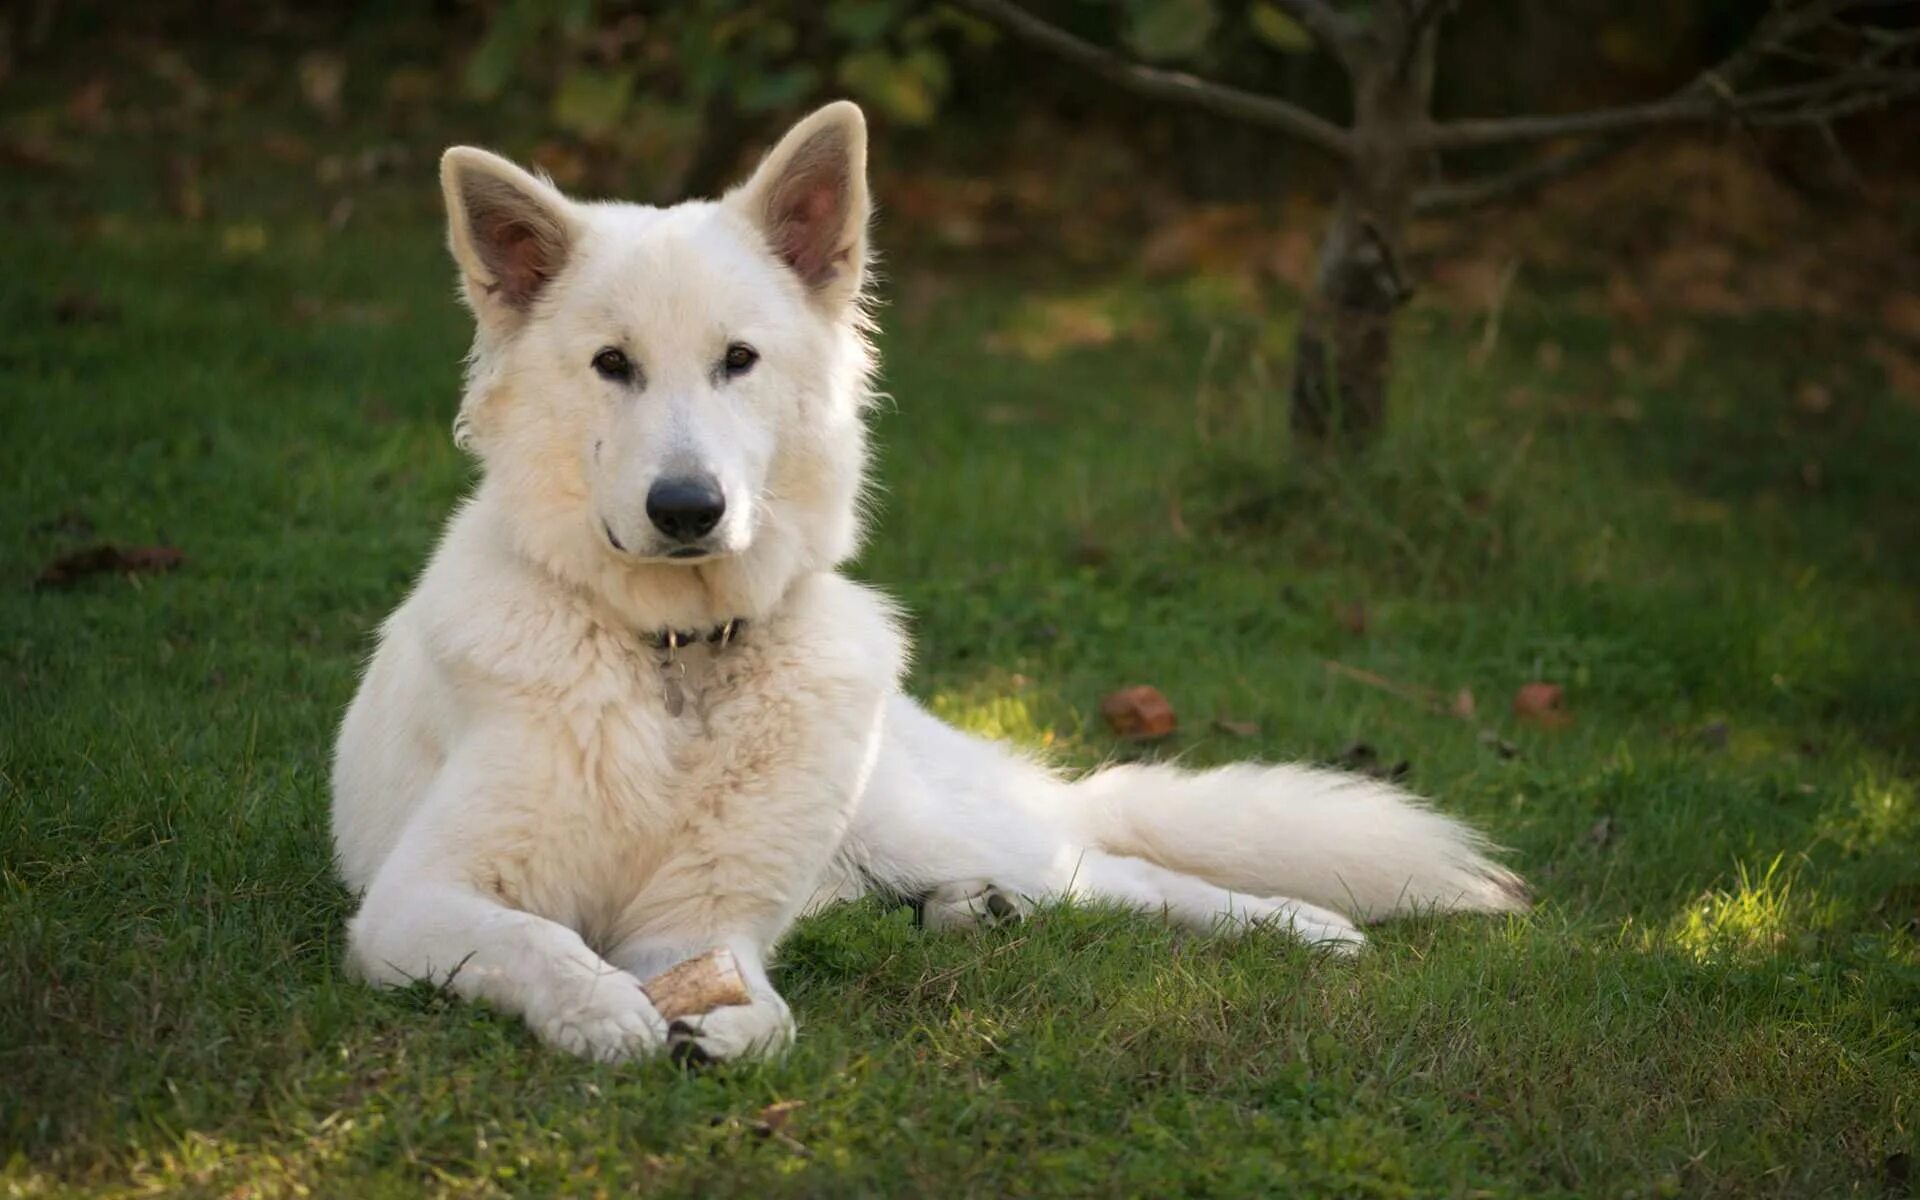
[432,564,900,948]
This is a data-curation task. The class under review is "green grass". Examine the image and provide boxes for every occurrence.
[6,85,1920,1199]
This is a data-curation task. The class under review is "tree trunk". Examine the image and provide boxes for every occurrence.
[1290,17,1437,445]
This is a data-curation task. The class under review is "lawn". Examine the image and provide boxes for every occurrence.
[5,85,1920,1197]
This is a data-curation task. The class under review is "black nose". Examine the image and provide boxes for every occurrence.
[646,475,726,542]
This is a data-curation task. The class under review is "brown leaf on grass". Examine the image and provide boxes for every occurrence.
[1332,599,1369,636]
[1512,682,1571,728]
[1101,685,1177,741]
[36,544,184,588]
[1450,688,1477,720]
[1212,716,1260,738]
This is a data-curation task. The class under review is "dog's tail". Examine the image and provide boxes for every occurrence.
[1056,761,1529,922]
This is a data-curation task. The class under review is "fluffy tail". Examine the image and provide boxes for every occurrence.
[1058,761,1529,922]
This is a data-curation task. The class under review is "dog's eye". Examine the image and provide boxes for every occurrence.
[722,343,758,377]
[591,348,633,382]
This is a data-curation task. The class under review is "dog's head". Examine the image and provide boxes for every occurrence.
[441,102,875,625]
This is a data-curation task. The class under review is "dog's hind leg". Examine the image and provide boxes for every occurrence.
[1038,849,1365,951]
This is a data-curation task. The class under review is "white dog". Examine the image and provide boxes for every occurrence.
[332,101,1527,1064]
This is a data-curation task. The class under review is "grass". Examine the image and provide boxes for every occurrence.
[6,68,1920,1200]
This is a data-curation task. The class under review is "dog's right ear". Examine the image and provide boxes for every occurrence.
[440,147,577,328]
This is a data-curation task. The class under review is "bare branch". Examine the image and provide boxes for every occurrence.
[1415,1,1920,151]
[944,0,1353,161]
[1395,0,1453,83]
[1413,139,1636,214]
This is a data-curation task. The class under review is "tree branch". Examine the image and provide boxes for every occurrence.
[1413,139,1636,214]
[1394,0,1453,83]
[943,0,1353,161]
[1414,0,1919,151]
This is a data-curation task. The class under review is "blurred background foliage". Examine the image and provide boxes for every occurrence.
[10,0,1897,206]
[2,0,1913,388]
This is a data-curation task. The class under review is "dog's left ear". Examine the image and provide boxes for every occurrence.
[726,101,870,311]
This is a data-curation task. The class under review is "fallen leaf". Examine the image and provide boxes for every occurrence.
[1333,599,1369,636]
[1101,685,1177,741]
[1212,716,1260,738]
[36,544,185,588]
[1512,682,1571,728]
[1450,688,1477,720]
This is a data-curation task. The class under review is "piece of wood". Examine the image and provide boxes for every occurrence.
[640,948,752,1022]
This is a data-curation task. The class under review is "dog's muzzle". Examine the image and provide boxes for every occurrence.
[646,474,726,545]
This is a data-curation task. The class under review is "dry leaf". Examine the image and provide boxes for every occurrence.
[1450,688,1477,720]
[1101,685,1177,741]
[1333,599,1369,636]
[37,544,185,588]
[1512,682,1571,728]
[1213,716,1260,738]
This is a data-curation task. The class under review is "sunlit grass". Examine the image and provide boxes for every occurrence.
[1666,856,1832,962]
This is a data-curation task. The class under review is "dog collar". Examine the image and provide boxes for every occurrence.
[648,618,747,654]
[651,618,745,722]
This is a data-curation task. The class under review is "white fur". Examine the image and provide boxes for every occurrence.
[332,102,1525,1064]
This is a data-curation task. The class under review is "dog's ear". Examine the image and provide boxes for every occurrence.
[726,101,870,311]
[441,147,577,327]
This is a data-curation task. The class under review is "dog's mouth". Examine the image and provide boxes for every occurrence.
[603,520,730,565]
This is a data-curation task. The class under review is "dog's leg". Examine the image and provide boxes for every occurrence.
[344,739,672,1063]
[1046,849,1366,951]
[349,865,669,1062]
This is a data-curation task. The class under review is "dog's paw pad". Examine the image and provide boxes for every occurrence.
[919,880,1032,931]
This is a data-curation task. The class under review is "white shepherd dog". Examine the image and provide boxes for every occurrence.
[332,101,1527,1064]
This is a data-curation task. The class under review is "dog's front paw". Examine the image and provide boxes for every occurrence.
[666,989,794,1065]
[535,977,670,1062]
